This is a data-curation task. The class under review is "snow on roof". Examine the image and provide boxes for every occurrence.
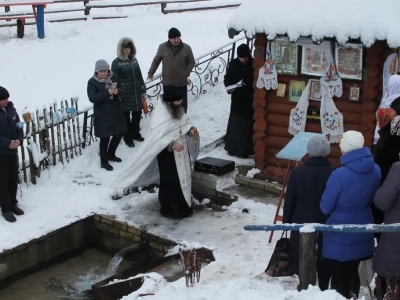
[227,0,400,48]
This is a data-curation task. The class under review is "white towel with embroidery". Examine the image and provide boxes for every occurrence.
[320,84,343,143]
[256,51,278,90]
[288,81,310,135]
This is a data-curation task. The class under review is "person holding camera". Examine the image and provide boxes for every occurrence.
[0,86,25,223]
[87,59,127,171]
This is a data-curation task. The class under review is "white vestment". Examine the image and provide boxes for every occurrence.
[112,101,197,206]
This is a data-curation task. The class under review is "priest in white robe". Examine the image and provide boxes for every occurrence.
[112,90,199,219]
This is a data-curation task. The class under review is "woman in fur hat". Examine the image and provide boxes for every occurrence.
[111,37,146,148]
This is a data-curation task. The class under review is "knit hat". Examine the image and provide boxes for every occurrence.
[0,86,9,101]
[95,59,110,72]
[339,130,364,154]
[237,44,251,58]
[307,135,330,157]
[168,27,181,39]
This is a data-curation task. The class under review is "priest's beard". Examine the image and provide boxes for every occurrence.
[166,103,185,119]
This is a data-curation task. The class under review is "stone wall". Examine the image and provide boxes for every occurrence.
[192,170,238,210]
[0,215,178,288]
[93,215,177,259]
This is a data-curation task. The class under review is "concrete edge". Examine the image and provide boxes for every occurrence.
[234,175,282,195]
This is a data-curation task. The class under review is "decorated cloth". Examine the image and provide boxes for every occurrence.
[390,116,400,136]
[376,108,397,128]
[111,100,199,206]
[381,53,399,102]
[288,81,310,136]
[256,51,278,90]
[320,61,343,97]
[320,84,343,143]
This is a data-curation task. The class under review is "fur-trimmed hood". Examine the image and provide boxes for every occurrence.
[117,37,136,61]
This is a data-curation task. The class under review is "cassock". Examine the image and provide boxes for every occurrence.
[112,100,199,219]
[223,56,254,158]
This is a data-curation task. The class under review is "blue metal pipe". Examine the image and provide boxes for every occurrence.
[244,223,400,233]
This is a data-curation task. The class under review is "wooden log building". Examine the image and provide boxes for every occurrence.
[227,0,400,182]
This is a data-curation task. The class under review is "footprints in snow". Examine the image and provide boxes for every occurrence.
[72,174,102,186]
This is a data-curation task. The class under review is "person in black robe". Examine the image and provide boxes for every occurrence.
[156,90,195,219]
[283,135,336,290]
[223,44,254,158]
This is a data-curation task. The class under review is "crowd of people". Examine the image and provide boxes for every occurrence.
[283,76,400,298]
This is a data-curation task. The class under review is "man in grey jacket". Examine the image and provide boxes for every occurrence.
[147,27,195,113]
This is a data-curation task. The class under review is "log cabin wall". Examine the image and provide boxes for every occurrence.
[252,33,394,182]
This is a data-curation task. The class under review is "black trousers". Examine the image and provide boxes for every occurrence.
[123,111,142,143]
[0,154,18,213]
[163,85,188,113]
[99,135,122,163]
[324,258,361,298]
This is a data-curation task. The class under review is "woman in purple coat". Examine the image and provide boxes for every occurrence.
[320,130,381,298]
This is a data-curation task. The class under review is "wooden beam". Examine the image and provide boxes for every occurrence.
[163,3,240,14]
[86,0,209,8]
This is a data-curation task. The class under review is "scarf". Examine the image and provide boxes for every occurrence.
[288,81,310,135]
[390,116,400,136]
[319,83,343,143]
[377,108,397,128]
[94,71,114,89]
[256,51,278,90]
[374,75,400,143]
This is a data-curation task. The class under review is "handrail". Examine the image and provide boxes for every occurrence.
[244,223,400,233]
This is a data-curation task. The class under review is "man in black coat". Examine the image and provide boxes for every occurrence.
[283,135,336,289]
[223,44,254,158]
[0,87,25,223]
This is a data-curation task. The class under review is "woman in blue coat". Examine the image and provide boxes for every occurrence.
[320,130,381,298]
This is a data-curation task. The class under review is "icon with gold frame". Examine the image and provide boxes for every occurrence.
[276,83,286,97]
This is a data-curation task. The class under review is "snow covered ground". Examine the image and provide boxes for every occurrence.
[0,2,368,299]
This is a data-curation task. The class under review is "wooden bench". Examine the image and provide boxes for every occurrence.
[0,15,36,37]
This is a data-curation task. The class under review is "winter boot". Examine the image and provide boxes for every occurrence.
[107,155,122,163]
[101,162,114,171]
[12,205,24,216]
[2,212,16,222]
[133,136,144,142]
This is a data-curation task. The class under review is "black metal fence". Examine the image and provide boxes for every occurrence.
[18,37,253,185]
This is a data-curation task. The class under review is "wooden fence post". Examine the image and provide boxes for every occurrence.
[72,97,82,155]
[84,0,90,15]
[298,232,317,291]
[49,106,57,166]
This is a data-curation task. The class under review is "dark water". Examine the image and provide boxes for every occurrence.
[0,248,131,300]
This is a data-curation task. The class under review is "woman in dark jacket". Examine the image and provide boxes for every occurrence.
[87,59,127,171]
[373,161,400,297]
[372,109,397,240]
[111,37,146,148]
[223,44,254,158]
[283,135,335,289]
